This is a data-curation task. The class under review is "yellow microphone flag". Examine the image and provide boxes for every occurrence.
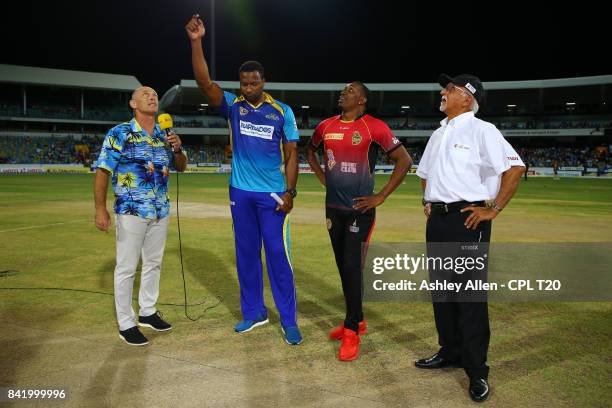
[158,113,173,131]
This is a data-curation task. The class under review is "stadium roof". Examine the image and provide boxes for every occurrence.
[0,64,141,91]
[159,75,612,112]
[179,75,612,92]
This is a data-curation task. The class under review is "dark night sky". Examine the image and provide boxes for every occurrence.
[2,0,607,94]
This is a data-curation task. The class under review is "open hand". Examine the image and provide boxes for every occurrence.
[424,203,431,219]
[460,206,498,230]
[353,193,385,213]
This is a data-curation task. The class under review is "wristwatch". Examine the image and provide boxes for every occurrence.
[286,188,297,198]
[491,201,503,212]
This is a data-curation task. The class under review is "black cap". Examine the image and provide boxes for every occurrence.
[439,73,484,104]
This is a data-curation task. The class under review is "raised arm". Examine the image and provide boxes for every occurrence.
[185,14,224,107]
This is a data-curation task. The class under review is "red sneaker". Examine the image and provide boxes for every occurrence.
[329,320,367,340]
[338,328,360,361]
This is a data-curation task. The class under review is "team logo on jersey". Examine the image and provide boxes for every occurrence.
[340,162,357,173]
[324,133,344,141]
[239,106,249,116]
[326,149,336,171]
[392,137,400,145]
[349,220,359,233]
[352,131,362,145]
[326,218,332,230]
[265,113,280,121]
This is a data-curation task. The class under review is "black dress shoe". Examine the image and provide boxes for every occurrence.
[469,378,490,402]
[414,353,457,369]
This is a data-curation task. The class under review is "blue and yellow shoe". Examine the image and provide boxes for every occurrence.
[234,317,269,333]
[281,325,303,345]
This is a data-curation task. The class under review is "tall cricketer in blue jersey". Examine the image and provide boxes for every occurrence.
[186,14,303,345]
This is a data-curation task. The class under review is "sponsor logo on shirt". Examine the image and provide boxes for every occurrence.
[324,133,344,141]
[265,113,280,121]
[341,162,357,173]
[352,131,362,145]
[326,149,336,170]
[507,156,520,161]
[453,143,471,150]
[239,121,274,140]
[392,137,400,145]
[239,106,249,116]
[349,220,359,233]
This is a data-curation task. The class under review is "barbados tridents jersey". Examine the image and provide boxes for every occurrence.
[219,91,299,192]
[310,114,402,210]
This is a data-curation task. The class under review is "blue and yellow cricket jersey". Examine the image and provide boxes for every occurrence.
[219,91,299,192]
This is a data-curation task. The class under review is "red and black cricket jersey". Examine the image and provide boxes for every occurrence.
[309,114,402,210]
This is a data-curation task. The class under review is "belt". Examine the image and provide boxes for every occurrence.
[429,200,485,215]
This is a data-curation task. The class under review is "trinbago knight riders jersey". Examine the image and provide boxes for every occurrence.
[310,114,402,210]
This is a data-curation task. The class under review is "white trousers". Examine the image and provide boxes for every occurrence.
[114,214,169,331]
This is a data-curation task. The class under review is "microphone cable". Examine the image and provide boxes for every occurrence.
[0,285,222,311]
[173,168,223,321]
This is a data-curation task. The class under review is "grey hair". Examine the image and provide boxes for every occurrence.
[471,98,480,114]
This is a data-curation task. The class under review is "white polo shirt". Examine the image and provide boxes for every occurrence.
[416,111,524,203]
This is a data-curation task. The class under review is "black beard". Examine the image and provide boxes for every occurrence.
[245,94,262,104]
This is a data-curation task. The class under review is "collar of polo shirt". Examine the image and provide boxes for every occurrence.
[440,111,474,127]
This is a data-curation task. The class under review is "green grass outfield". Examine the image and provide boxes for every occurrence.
[1,173,611,407]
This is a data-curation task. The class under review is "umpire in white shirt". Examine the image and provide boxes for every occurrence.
[415,74,525,402]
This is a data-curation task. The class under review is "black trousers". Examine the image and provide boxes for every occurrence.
[326,206,376,333]
[426,206,492,380]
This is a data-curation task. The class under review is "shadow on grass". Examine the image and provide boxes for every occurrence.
[490,304,612,386]
[0,304,68,390]
[181,246,242,322]
[96,257,117,290]
[296,263,432,351]
[83,344,149,407]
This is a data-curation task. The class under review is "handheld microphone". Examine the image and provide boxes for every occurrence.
[158,113,174,151]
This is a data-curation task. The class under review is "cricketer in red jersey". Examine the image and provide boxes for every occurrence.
[307,81,412,361]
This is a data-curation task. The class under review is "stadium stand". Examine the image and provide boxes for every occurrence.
[1,64,611,175]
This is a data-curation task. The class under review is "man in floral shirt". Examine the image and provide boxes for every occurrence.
[94,86,187,346]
